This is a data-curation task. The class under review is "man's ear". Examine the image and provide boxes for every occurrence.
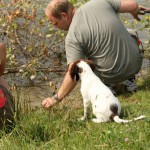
[61,12,68,18]
[69,60,81,81]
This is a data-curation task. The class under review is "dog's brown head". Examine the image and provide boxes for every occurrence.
[69,59,95,81]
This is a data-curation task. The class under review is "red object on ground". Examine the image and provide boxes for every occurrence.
[0,89,6,108]
[137,38,141,46]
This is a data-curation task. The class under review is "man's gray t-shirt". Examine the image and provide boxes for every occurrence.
[65,0,143,84]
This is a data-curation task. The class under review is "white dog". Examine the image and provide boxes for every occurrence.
[70,60,145,123]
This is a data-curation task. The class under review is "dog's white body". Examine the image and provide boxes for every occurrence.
[76,60,145,123]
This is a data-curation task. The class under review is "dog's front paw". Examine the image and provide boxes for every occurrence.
[80,116,87,121]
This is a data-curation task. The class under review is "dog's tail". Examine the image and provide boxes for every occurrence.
[113,115,145,123]
[110,104,145,123]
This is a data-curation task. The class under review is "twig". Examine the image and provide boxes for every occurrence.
[4,66,67,74]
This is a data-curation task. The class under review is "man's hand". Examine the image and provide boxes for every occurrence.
[42,97,58,109]
[132,6,149,21]
[42,62,78,110]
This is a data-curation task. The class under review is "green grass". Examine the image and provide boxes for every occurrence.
[0,71,150,150]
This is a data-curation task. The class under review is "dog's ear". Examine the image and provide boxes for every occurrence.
[69,60,83,81]
[84,59,95,71]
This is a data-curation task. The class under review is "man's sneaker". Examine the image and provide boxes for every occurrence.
[123,78,137,93]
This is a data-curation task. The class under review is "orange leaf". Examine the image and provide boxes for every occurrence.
[7,15,13,22]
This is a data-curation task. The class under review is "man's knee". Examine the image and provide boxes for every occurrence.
[0,43,6,50]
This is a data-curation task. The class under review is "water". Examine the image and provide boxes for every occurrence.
[7,0,150,107]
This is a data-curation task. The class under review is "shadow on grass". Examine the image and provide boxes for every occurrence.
[112,84,132,98]
[111,74,150,98]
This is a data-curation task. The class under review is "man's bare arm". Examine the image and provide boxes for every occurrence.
[119,0,148,21]
[42,62,78,109]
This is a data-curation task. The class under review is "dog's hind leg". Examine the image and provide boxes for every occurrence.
[92,117,107,123]
[80,99,90,120]
[91,112,108,123]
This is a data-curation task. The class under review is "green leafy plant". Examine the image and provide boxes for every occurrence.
[0,0,66,82]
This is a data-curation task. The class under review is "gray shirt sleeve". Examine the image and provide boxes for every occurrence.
[107,0,121,13]
[65,38,84,65]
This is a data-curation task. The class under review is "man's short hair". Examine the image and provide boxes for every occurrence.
[48,1,72,19]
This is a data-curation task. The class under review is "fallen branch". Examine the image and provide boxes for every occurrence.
[4,66,67,74]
